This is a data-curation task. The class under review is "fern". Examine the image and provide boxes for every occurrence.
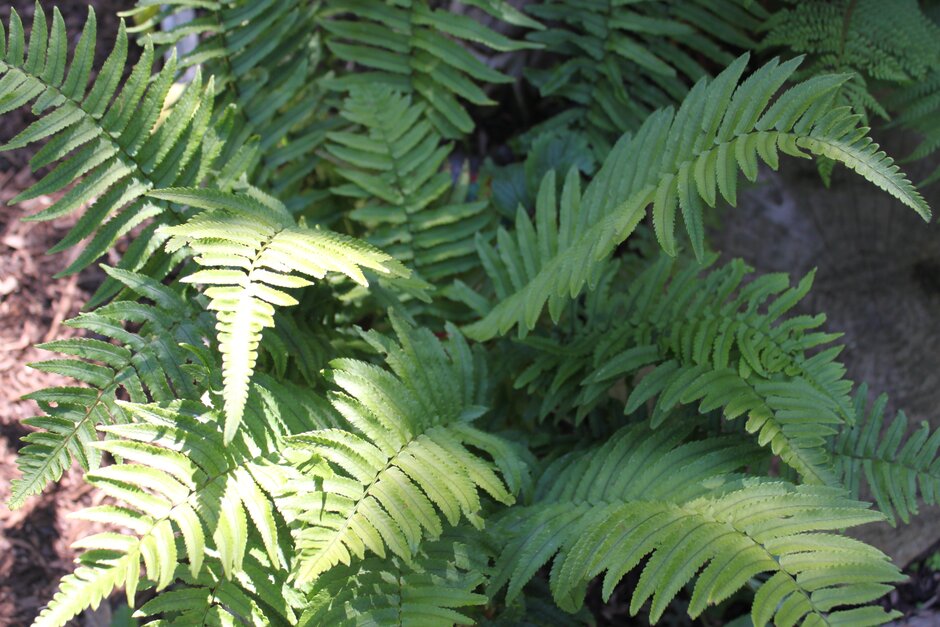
[465,54,930,341]
[10,267,213,508]
[277,314,524,583]
[156,187,409,440]
[319,0,539,138]
[885,68,940,186]
[328,85,495,282]
[830,384,940,526]
[524,0,768,151]
[0,6,224,281]
[34,399,295,626]
[490,421,903,625]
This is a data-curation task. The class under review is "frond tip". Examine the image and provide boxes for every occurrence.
[156,188,409,442]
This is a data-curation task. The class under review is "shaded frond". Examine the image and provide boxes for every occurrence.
[328,85,495,282]
[525,0,768,150]
[320,0,537,138]
[490,422,902,625]
[0,5,223,276]
[301,531,490,626]
[465,54,931,341]
[831,384,940,525]
[885,69,940,186]
[157,188,409,441]
[278,314,525,584]
[10,267,213,509]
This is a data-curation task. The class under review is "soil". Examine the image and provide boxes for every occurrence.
[1,1,939,626]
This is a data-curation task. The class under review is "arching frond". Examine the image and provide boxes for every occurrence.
[490,422,902,625]
[465,54,931,341]
[0,5,223,278]
[328,86,495,282]
[831,384,940,525]
[10,267,213,509]
[319,0,537,138]
[278,314,525,584]
[156,188,409,441]
[525,0,767,151]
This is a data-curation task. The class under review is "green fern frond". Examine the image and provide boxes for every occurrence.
[830,384,940,526]
[156,188,409,441]
[525,0,767,150]
[465,54,931,341]
[507,253,852,484]
[10,267,213,509]
[886,69,940,186]
[490,422,902,625]
[36,399,294,627]
[279,314,524,584]
[0,4,222,276]
[301,531,490,626]
[319,0,536,138]
[328,85,495,282]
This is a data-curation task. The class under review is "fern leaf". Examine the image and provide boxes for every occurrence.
[156,188,409,441]
[491,422,902,625]
[465,54,930,341]
[831,384,940,525]
[279,314,522,584]
[0,5,221,277]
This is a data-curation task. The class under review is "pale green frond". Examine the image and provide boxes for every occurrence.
[490,422,902,625]
[465,54,930,341]
[156,188,409,441]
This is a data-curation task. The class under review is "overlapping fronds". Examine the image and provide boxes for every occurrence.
[830,384,940,525]
[524,0,768,150]
[319,0,538,138]
[886,69,940,186]
[301,531,491,626]
[123,0,332,203]
[156,188,409,440]
[465,54,931,341]
[0,5,223,276]
[490,422,903,625]
[10,267,213,509]
[509,253,853,483]
[277,315,525,584]
[34,401,290,627]
[761,0,940,121]
[328,86,495,282]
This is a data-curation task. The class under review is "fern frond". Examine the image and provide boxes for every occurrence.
[156,188,409,441]
[490,422,902,625]
[278,314,524,584]
[320,0,536,138]
[507,253,852,484]
[328,85,495,282]
[301,531,490,626]
[36,399,294,627]
[465,54,931,341]
[830,384,940,525]
[0,5,222,276]
[525,0,767,150]
[886,68,940,186]
[10,267,213,509]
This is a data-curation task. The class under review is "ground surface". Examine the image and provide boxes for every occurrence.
[1,1,939,626]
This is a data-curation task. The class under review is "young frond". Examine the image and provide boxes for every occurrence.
[465,54,931,341]
[36,400,291,627]
[301,531,491,626]
[10,267,213,509]
[490,422,902,626]
[328,86,495,282]
[525,0,768,150]
[0,5,222,276]
[831,384,940,526]
[278,314,525,584]
[157,188,409,441]
[320,0,537,138]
